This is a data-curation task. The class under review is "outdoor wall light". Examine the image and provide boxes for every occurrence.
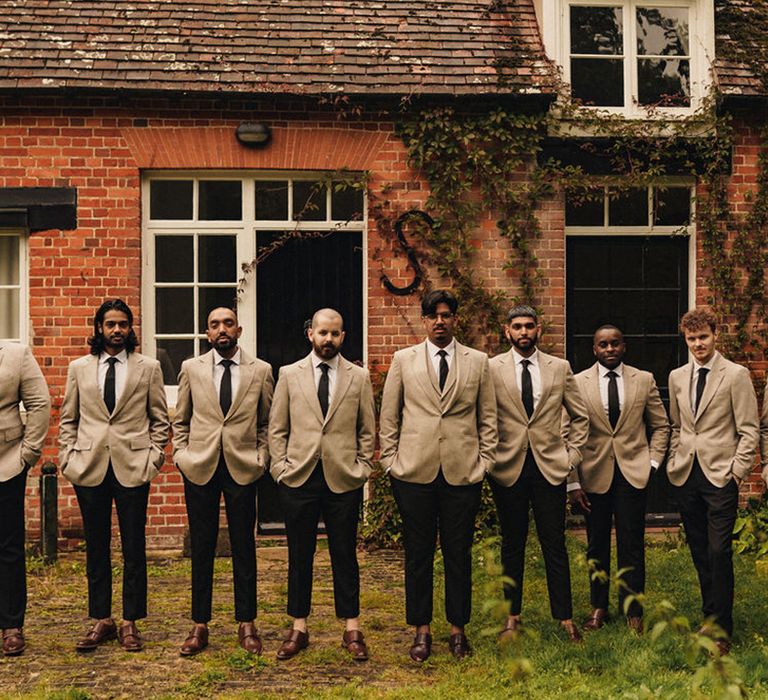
[235,122,272,147]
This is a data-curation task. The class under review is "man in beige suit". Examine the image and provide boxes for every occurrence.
[269,309,375,661]
[668,308,759,655]
[761,384,768,488]
[59,299,169,653]
[380,289,497,662]
[568,325,669,633]
[0,342,50,656]
[173,306,273,656]
[489,305,589,643]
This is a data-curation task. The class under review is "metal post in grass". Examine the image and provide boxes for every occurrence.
[39,461,58,565]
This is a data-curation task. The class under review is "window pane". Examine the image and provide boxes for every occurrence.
[199,236,236,283]
[156,339,193,385]
[199,181,242,220]
[565,188,604,226]
[570,6,623,55]
[608,188,649,226]
[645,291,683,333]
[638,58,690,106]
[256,181,289,220]
[198,287,238,333]
[654,187,691,226]
[292,181,327,221]
[571,58,624,106]
[155,236,193,283]
[0,288,19,339]
[636,7,689,56]
[331,183,364,222]
[156,288,194,334]
[0,236,19,284]
[149,181,193,220]
[645,241,685,287]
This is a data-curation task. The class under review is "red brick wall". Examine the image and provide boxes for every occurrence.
[2,93,764,548]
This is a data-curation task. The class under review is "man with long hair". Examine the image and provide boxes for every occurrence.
[59,299,169,653]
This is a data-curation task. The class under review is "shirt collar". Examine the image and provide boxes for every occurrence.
[100,349,128,365]
[426,339,455,357]
[598,362,624,378]
[214,348,241,366]
[311,351,340,370]
[693,351,718,373]
[512,347,538,366]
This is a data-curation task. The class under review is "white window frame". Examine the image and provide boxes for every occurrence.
[0,229,28,344]
[564,179,696,309]
[537,0,713,118]
[141,171,368,405]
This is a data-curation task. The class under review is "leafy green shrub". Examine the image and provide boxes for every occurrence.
[733,494,768,558]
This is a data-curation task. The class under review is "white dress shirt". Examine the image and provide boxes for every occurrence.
[311,351,339,400]
[212,348,241,399]
[98,349,128,405]
[512,347,541,409]
[690,352,718,411]
[426,338,455,394]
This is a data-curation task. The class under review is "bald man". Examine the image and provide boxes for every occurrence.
[173,307,273,656]
[269,309,375,661]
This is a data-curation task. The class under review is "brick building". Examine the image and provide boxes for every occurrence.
[0,0,765,548]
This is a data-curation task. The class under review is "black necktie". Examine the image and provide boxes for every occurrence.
[318,363,330,417]
[437,350,449,392]
[694,367,709,415]
[607,370,620,429]
[104,357,118,414]
[219,359,234,416]
[521,359,534,418]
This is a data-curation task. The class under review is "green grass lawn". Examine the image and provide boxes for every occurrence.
[3,533,768,699]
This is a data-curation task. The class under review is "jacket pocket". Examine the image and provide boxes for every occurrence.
[4,426,23,442]
[130,437,151,450]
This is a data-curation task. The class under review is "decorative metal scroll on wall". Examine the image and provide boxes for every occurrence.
[380,209,431,296]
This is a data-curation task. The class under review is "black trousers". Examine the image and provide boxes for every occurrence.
[489,453,573,620]
[0,470,27,628]
[674,458,738,637]
[278,463,362,619]
[73,464,150,621]
[584,466,647,617]
[391,471,481,627]
[183,457,257,623]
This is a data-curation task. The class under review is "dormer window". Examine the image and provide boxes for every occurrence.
[543,0,712,116]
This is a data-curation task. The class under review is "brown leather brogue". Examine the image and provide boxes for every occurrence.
[627,616,644,634]
[276,629,309,660]
[448,632,472,659]
[498,617,522,644]
[179,623,209,657]
[408,632,432,663]
[342,629,369,661]
[2,628,25,656]
[238,621,263,655]
[76,619,117,652]
[582,608,608,632]
[118,621,143,652]
[561,620,584,643]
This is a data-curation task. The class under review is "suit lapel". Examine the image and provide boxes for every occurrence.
[694,354,725,422]
[678,363,695,424]
[199,352,224,418]
[298,355,324,424]
[85,354,111,419]
[414,343,441,410]
[0,344,5,371]
[229,353,256,417]
[441,343,468,413]
[585,364,611,431]
[614,365,637,432]
[531,353,553,421]
[326,356,354,423]
[499,350,528,420]
[112,353,143,416]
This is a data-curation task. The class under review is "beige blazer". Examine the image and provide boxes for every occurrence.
[489,349,589,487]
[379,340,497,486]
[668,352,759,487]
[173,349,273,486]
[570,363,670,493]
[59,352,169,487]
[0,343,50,482]
[268,354,375,493]
[761,384,768,483]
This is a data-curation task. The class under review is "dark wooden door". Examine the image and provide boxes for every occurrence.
[254,230,364,530]
[566,235,689,519]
